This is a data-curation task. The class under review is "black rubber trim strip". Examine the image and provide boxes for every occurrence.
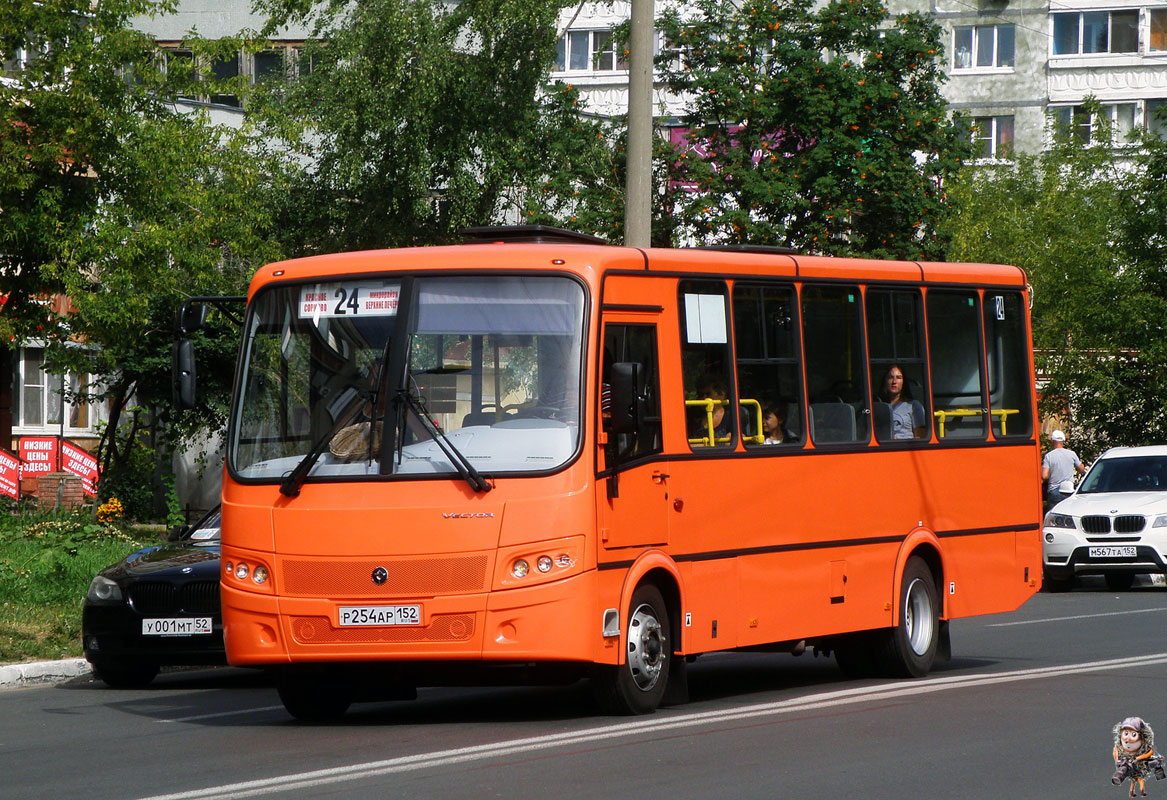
[596,522,1036,570]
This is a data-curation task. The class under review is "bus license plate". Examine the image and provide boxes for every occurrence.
[338,605,421,627]
[1089,546,1137,558]
[142,617,213,636]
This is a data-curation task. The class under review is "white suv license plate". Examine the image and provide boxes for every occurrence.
[338,605,421,627]
[1089,546,1137,558]
[142,617,213,636]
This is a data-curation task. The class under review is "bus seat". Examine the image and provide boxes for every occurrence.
[810,402,856,443]
[873,401,893,442]
[784,401,802,439]
[461,411,495,428]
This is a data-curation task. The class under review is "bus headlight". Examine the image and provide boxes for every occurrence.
[496,537,584,589]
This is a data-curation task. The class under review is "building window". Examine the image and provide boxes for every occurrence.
[1052,10,1139,55]
[554,29,628,73]
[953,25,1014,70]
[1152,9,1167,52]
[1148,100,1167,138]
[10,347,104,434]
[1050,103,1137,143]
[209,53,240,108]
[972,116,1014,158]
[253,49,285,83]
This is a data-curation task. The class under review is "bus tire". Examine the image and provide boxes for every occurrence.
[875,556,938,678]
[277,670,352,722]
[593,584,671,715]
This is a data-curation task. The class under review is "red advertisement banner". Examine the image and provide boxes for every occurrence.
[0,450,20,500]
[19,436,58,475]
[60,441,99,496]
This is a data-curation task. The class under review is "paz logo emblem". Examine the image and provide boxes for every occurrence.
[371,566,388,585]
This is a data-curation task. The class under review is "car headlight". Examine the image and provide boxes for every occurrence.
[1153,515,1167,528]
[86,575,123,604]
[1043,511,1076,529]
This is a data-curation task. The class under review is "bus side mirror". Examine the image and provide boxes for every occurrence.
[177,302,208,336]
[609,361,643,435]
[173,339,197,410]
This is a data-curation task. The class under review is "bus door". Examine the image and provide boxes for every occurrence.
[598,316,668,550]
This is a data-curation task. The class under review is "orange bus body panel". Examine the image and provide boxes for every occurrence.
[220,241,1041,678]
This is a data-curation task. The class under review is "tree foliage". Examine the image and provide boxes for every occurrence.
[2,1,285,514]
[944,110,1167,458]
[250,0,582,252]
[654,0,973,256]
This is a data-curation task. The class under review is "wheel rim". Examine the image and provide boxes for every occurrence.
[903,577,934,656]
[627,602,666,691]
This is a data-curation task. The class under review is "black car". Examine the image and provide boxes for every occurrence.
[82,507,225,687]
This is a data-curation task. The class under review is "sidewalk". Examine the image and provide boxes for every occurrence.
[0,658,91,690]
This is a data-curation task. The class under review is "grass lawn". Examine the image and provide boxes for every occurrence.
[0,510,155,663]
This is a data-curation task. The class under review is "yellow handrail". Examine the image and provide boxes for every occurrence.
[686,398,732,446]
[933,408,1020,438]
[740,398,764,445]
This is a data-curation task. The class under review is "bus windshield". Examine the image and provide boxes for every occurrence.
[229,274,586,483]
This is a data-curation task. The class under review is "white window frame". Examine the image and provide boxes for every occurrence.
[1048,102,1138,145]
[1150,9,1167,53]
[554,29,629,74]
[971,115,1015,159]
[1051,9,1140,56]
[10,346,106,437]
[953,24,1015,71]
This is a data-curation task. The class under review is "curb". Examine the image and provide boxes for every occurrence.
[0,658,91,689]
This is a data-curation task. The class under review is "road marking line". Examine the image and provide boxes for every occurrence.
[155,706,285,724]
[136,651,1167,800]
[986,607,1167,627]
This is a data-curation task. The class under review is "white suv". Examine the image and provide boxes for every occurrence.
[1042,445,1167,591]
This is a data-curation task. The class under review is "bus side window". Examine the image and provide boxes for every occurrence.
[926,290,986,440]
[984,292,1033,438]
[679,280,735,449]
[602,324,662,462]
[802,285,869,445]
[867,289,930,443]
[732,283,802,446]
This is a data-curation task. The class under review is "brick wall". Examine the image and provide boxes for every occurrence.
[36,472,87,511]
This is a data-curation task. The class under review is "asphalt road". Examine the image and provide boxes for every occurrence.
[4,577,1167,800]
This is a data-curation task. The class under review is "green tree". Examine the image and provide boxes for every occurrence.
[2,1,284,515]
[655,0,973,257]
[250,0,582,252]
[944,107,1167,457]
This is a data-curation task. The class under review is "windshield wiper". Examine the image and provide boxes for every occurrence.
[398,388,492,493]
[279,394,368,498]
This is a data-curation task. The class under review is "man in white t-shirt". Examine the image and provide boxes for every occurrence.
[1041,430,1085,508]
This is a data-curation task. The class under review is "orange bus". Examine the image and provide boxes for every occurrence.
[201,226,1042,720]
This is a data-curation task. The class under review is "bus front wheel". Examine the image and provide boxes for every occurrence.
[593,584,671,715]
[875,556,939,678]
[277,669,352,722]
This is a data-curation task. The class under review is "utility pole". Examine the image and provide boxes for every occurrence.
[624,0,653,247]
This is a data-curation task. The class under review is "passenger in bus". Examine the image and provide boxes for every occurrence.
[879,365,927,439]
[688,376,732,444]
[762,403,795,444]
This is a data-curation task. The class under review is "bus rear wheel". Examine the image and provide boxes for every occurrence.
[277,669,352,722]
[875,556,939,678]
[593,584,671,715]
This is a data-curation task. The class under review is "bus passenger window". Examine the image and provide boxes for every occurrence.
[802,285,869,445]
[984,292,1032,438]
[679,280,735,449]
[926,291,986,440]
[867,289,930,443]
[732,284,802,446]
